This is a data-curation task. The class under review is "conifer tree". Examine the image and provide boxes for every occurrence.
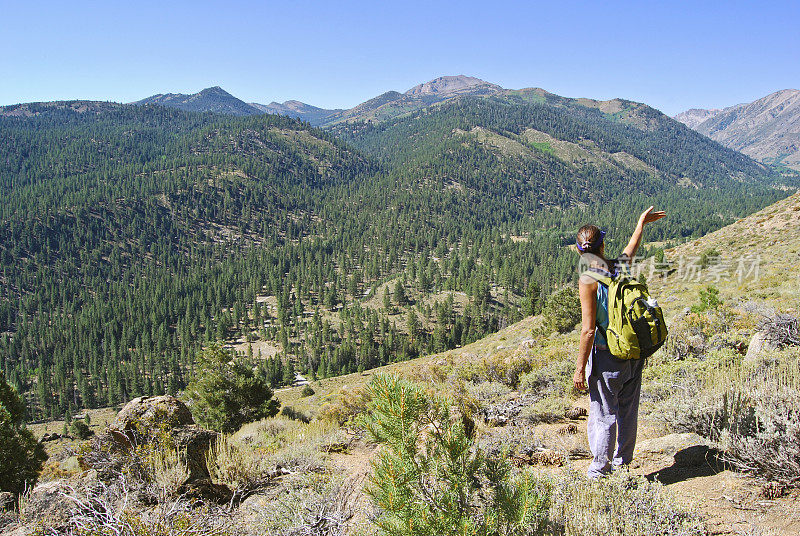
[184,344,280,433]
[0,377,47,495]
[360,375,550,535]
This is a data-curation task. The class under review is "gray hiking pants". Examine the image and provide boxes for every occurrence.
[587,347,644,478]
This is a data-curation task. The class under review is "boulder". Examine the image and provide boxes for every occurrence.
[82,395,227,503]
[170,426,218,482]
[744,330,780,364]
[111,395,194,433]
[19,481,74,532]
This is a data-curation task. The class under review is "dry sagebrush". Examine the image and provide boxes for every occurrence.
[667,349,800,487]
[40,477,235,536]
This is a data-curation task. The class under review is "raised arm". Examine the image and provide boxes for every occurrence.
[622,206,666,259]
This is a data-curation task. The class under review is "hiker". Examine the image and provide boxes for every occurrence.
[573,206,666,478]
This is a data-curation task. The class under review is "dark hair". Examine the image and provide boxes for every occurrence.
[576,225,604,255]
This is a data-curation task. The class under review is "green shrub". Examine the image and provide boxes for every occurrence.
[691,285,722,313]
[519,360,573,399]
[280,406,311,423]
[699,248,720,269]
[0,377,47,495]
[185,344,280,433]
[360,374,551,536]
[542,287,581,333]
[69,419,93,439]
[300,384,315,397]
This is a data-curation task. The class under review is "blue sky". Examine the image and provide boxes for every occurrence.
[2,0,798,115]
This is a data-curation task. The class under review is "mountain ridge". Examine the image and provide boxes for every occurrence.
[134,86,263,116]
[675,89,800,170]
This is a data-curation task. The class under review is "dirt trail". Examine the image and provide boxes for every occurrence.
[330,396,800,536]
[564,395,800,536]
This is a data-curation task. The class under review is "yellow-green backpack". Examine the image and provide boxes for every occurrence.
[583,268,668,359]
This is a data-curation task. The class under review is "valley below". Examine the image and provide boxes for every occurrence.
[2,76,800,535]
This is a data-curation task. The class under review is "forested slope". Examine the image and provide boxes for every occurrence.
[0,97,793,421]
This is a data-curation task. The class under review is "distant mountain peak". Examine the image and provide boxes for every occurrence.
[134,86,261,116]
[676,88,800,170]
[197,86,230,95]
[405,75,502,97]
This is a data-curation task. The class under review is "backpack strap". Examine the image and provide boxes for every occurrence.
[581,269,612,287]
[581,269,612,346]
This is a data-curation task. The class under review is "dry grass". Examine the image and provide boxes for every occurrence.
[36,477,236,536]
[549,469,706,535]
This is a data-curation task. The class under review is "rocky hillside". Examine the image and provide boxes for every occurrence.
[673,107,721,129]
[134,86,263,116]
[404,74,501,97]
[675,89,800,170]
[318,75,505,125]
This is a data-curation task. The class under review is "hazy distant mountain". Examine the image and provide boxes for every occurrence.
[675,89,800,170]
[320,75,505,125]
[673,108,722,129]
[134,86,262,116]
[250,100,342,125]
[404,75,502,97]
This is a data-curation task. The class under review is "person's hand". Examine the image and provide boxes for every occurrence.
[573,367,587,392]
[638,206,666,226]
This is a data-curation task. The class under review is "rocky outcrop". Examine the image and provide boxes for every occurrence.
[83,396,229,503]
[17,481,75,531]
[111,395,194,433]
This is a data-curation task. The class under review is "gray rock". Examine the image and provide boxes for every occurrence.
[0,491,14,511]
[82,396,228,503]
[635,432,709,458]
[19,481,74,531]
[112,395,194,433]
[744,330,779,363]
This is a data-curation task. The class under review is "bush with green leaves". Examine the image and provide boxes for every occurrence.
[360,374,551,536]
[691,285,722,313]
[542,286,581,334]
[69,419,93,439]
[185,344,280,433]
[0,377,47,495]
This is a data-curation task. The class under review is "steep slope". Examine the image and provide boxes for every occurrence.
[134,86,262,116]
[249,100,342,125]
[334,94,788,241]
[675,89,800,170]
[650,189,800,310]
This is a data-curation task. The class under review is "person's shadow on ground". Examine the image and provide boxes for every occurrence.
[645,445,726,485]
